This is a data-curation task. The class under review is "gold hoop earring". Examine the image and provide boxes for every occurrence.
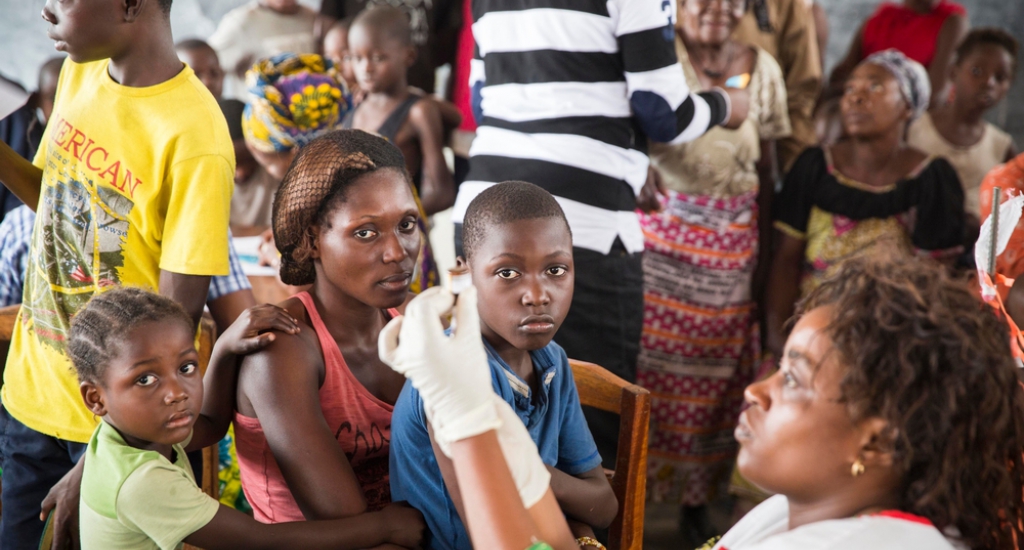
[851,459,866,477]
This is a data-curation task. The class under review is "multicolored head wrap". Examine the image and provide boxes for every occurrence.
[243,53,350,154]
[863,49,931,121]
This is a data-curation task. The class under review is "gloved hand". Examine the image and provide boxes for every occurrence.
[378,285,501,451]
[489,394,552,508]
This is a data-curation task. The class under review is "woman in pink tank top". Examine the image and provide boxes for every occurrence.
[231,130,425,540]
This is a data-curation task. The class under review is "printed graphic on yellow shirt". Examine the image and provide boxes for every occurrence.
[22,116,135,352]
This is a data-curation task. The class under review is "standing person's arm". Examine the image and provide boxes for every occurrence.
[159,271,211,329]
[159,153,235,326]
[927,13,968,109]
[409,100,455,215]
[0,140,44,210]
[770,0,821,171]
[615,0,740,142]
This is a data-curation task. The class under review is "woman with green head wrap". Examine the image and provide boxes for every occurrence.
[244,52,438,293]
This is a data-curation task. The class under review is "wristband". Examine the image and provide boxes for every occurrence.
[710,86,731,127]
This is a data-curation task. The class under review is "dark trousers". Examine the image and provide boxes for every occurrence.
[455,226,643,468]
[0,405,86,550]
[555,243,643,470]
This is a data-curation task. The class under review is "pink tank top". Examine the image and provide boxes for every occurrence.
[233,292,397,523]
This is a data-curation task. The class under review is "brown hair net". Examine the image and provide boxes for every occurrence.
[272,129,407,285]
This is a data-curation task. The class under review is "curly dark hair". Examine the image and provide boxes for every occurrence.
[796,255,1024,549]
[68,287,193,385]
[272,129,408,285]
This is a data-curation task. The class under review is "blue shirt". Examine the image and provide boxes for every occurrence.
[0,205,250,305]
[0,205,34,307]
[389,339,602,550]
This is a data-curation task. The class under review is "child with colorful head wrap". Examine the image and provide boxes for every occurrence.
[243,53,438,293]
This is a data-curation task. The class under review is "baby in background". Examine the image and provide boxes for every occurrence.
[71,288,423,550]
[389,181,618,550]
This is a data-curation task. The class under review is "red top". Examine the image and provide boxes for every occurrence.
[452,0,477,132]
[233,291,398,523]
[861,1,966,67]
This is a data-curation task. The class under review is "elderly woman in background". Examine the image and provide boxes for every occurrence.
[765,50,964,360]
[635,0,790,541]
[244,53,438,293]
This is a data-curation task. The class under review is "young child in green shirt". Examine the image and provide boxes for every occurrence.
[69,287,424,550]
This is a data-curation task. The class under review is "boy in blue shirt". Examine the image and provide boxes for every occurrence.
[390,181,618,549]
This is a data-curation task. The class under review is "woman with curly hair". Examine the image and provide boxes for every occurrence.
[711,254,1024,549]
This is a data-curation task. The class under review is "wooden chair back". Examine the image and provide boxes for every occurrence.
[0,306,220,522]
[569,359,651,550]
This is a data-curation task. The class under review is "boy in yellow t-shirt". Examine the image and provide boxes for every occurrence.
[0,1,234,547]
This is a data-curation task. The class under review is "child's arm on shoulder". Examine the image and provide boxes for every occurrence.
[185,501,425,550]
[546,465,617,529]
[0,140,44,211]
[409,100,455,216]
[186,304,300,451]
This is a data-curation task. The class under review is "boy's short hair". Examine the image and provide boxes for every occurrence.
[462,181,572,260]
[158,0,173,13]
[351,6,412,46]
[68,287,193,385]
[955,27,1019,73]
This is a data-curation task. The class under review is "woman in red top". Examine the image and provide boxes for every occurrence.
[231,130,424,546]
[827,0,967,108]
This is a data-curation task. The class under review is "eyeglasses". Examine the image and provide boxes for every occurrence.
[692,0,748,10]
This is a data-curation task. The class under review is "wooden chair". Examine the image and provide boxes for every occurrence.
[0,306,220,533]
[569,359,651,550]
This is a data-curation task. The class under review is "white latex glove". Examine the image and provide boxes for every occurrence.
[490,394,552,508]
[378,285,501,449]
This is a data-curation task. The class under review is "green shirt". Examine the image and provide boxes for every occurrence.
[80,421,220,550]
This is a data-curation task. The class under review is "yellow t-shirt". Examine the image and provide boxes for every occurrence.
[1,59,234,443]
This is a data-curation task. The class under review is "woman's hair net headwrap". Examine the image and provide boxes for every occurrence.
[863,49,931,120]
[243,53,350,154]
[273,130,409,285]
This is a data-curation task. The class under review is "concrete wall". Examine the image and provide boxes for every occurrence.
[0,0,1022,142]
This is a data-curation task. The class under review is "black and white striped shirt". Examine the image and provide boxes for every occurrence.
[452,0,729,254]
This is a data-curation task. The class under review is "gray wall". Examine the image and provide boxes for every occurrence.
[0,0,1022,142]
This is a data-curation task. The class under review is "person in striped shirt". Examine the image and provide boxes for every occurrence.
[453,0,748,467]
